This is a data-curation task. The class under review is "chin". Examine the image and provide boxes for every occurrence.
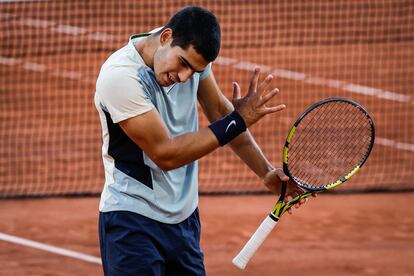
[159,82,170,87]
[154,76,166,87]
[158,74,174,87]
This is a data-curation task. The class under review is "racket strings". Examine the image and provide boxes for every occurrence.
[336,114,371,161]
[292,99,336,143]
[292,119,353,186]
[289,102,342,185]
[319,106,367,165]
[291,106,333,185]
[287,101,373,188]
[295,105,369,186]
[289,103,333,167]
[300,104,372,187]
[290,121,354,187]
[293,102,342,154]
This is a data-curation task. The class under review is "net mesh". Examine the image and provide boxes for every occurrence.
[287,100,374,189]
[1,0,413,197]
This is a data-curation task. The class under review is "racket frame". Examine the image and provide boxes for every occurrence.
[283,97,375,192]
[233,98,375,270]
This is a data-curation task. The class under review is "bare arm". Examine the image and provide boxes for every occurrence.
[197,72,274,179]
[119,108,219,170]
[119,68,283,171]
[198,70,304,198]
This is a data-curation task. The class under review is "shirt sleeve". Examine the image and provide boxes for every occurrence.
[96,67,154,123]
[199,62,212,80]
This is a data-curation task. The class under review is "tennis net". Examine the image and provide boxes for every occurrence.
[1,0,413,197]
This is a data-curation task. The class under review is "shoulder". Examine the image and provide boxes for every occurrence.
[95,48,153,123]
[96,43,148,98]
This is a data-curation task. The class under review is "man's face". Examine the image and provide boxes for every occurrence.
[153,30,209,87]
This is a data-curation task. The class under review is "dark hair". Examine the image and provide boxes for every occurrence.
[162,6,221,62]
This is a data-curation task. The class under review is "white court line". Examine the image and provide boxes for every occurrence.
[51,24,88,36]
[18,18,56,29]
[0,55,94,84]
[0,11,120,42]
[0,56,21,66]
[215,57,412,104]
[0,232,101,264]
[375,138,414,153]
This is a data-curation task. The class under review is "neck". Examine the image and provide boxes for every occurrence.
[134,34,158,69]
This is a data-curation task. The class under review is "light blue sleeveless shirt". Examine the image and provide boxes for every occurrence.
[95,33,211,224]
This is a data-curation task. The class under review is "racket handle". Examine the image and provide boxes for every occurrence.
[232,215,278,269]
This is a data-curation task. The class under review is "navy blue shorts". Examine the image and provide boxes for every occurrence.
[99,209,205,276]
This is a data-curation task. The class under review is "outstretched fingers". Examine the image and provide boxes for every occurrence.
[232,82,241,101]
[258,103,286,115]
[256,74,274,96]
[256,88,279,107]
[232,67,287,127]
[247,68,260,96]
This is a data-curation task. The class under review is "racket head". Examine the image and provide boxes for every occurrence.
[283,98,375,191]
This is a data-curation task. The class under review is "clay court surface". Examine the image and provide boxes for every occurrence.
[1,1,413,275]
[0,193,413,276]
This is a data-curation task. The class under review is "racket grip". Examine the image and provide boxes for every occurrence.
[232,215,278,269]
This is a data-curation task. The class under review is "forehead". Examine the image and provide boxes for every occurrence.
[174,45,209,72]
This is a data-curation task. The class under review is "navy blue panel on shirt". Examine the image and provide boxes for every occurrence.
[103,109,153,189]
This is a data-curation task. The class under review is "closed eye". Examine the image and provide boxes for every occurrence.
[179,58,189,68]
[179,57,203,73]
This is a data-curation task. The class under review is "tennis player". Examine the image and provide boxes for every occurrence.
[94,6,303,276]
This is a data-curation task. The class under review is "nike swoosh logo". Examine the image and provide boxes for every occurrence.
[225,120,236,133]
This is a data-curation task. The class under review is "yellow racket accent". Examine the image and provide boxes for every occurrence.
[345,166,360,180]
[283,126,296,164]
[327,166,361,190]
[271,201,284,217]
[283,146,289,164]
[286,126,296,143]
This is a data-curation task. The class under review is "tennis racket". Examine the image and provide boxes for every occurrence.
[232,97,375,269]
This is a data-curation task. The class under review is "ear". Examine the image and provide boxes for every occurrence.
[159,28,173,46]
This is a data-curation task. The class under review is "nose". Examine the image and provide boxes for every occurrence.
[178,67,193,83]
